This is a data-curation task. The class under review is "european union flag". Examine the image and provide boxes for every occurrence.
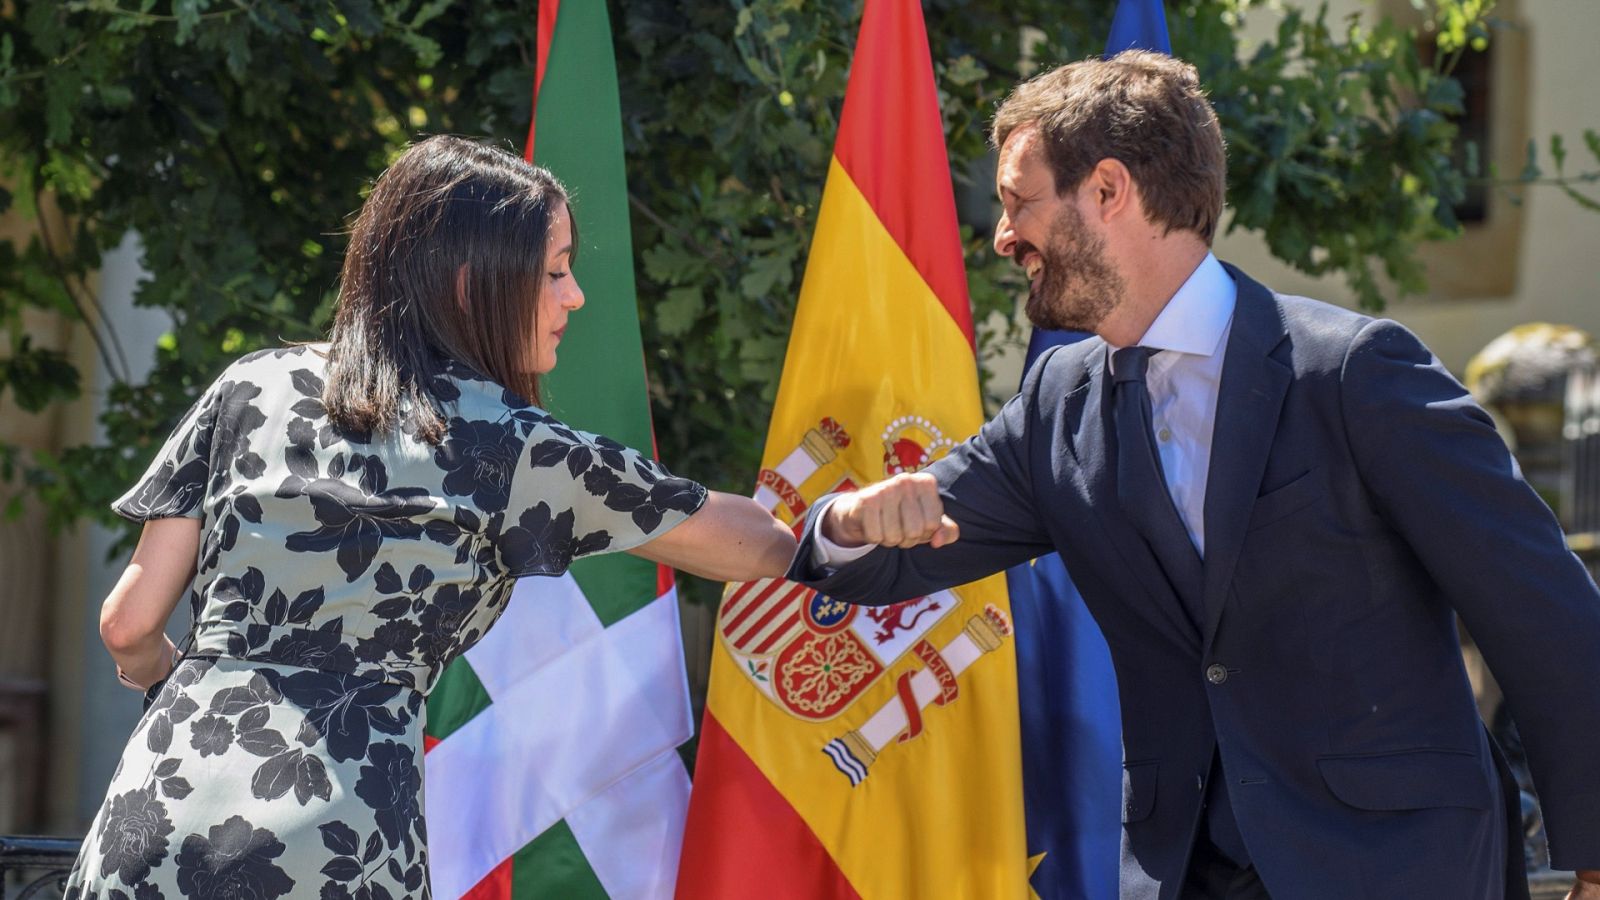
[1010,2,1170,897]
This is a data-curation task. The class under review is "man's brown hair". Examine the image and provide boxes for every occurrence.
[991,50,1226,244]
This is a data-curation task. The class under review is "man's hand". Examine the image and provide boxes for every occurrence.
[819,472,960,550]
[1567,870,1600,900]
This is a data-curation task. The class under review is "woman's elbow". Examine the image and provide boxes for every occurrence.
[99,603,159,654]
[725,515,797,582]
[636,492,798,582]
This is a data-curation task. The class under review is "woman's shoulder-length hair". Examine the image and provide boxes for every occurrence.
[323,134,575,444]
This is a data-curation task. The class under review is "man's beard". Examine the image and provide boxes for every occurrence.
[1020,204,1124,333]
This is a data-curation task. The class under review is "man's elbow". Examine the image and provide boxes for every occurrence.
[798,565,923,607]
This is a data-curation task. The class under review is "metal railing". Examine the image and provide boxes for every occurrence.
[7,362,1599,897]
[0,836,77,900]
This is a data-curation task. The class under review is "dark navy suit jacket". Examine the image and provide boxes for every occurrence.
[788,265,1600,899]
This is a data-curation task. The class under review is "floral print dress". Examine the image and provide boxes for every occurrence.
[65,346,706,900]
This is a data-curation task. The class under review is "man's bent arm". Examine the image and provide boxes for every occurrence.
[787,352,1061,603]
[1342,318,1600,873]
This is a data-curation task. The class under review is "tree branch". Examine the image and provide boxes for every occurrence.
[627,192,736,269]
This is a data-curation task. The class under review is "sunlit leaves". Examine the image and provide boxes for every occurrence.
[1,0,1593,571]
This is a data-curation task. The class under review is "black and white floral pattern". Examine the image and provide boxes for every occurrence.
[95,785,173,886]
[173,815,295,900]
[68,345,707,898]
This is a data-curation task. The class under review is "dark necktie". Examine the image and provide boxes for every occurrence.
[1111,346,1205,628]
[1112,348,1250,868]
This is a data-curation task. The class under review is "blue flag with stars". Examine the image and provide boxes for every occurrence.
[1008,2,1171,897]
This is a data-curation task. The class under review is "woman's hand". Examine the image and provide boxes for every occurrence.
[100,517,200,689]
[628,491,797,583]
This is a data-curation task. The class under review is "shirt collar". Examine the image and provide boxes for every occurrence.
[1132,252,1235,359]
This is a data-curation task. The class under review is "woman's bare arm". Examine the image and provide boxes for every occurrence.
[99,517,200,688]
[628,491,796,583]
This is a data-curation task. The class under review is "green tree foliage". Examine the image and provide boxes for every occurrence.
[1,0,1593,549]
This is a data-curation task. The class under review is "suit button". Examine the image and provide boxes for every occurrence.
[1206,663,1228,685]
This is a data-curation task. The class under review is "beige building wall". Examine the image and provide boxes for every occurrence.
[979,0,1600,391]
[0,204,172,831]
[54,234,176,831]
[1214,0,1600,373]
[0,193,95,833]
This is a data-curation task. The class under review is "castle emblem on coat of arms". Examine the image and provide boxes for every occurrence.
[722,414,1012,786]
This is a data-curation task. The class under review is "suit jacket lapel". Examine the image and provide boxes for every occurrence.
[1065,343,1206,652]
[1201,265,1291,649]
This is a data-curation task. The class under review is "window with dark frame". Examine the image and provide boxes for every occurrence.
[1421,40,1494,225]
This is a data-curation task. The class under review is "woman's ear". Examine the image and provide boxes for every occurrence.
[454,264,470,313]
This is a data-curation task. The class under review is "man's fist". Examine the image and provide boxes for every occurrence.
[820,472,961,550]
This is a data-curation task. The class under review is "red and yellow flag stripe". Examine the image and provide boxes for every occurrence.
[679,1,1027,896]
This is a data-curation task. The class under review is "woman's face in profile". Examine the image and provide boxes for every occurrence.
[532,203,583,375]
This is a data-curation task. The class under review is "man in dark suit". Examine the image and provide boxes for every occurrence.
[788,50,1600,899]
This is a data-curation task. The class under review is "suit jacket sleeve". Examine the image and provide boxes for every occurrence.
[784,349,1062,605]
[1341,318,1600,870]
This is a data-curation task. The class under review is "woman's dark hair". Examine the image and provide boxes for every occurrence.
[324,134,575,444]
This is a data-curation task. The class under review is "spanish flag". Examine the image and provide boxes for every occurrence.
[676,1,1028,896]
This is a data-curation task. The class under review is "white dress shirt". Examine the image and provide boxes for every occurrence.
[1112,252,1235,554]
[814,253,1237,563]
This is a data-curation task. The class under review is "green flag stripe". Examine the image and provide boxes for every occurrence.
[569,554,660,628]
[534,0,652,452]
[531,0,660,623]
[424,656,492,743]
[511,819,609,899]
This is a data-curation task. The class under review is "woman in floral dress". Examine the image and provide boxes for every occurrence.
[66,135,796,899]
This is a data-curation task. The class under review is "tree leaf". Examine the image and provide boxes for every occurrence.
[1520,137,1541,182]
[1562,185,1600,213]
[656,286,704,337]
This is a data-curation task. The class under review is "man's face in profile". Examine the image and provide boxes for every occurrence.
[994,125,1123,334]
